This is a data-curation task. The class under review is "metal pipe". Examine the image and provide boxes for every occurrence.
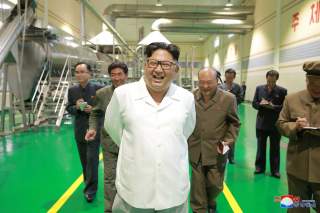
[44,0,48,28]
[80,0,141,61]
[1,63,8,132]
[105,4,255,19]
[80,1,86,45]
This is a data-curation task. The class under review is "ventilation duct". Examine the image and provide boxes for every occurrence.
[104,4,254,20]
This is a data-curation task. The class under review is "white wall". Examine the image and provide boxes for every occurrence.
[204,0,320,101]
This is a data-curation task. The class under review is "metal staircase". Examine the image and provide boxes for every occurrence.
[32,57,71,128]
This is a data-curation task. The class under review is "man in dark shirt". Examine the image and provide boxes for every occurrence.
[252,70,287,178]
[66,62,102,202]
[219,68,243,164]
[241,81,247,102]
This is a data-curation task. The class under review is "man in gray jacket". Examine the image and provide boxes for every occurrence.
[85,61,128,212]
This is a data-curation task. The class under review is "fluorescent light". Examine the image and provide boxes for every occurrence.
[0,3,12,9]
[155,0,163,6]
[8,0,17,4]
[214,37,220,48]
[228,34,235,38]
[151,18,172,31]
[211,19,243,25]
[64,36,74,41]
[225,3,233,6]
[66,41,79,48]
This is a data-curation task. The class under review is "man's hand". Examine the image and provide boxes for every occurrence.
[76,98,84,109]
[85,129,97,141]
[217,141,231,154]
[260,99,269,105]
[296,117,309,131]
[84,105,92,113]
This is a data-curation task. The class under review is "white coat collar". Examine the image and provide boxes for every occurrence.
[133,77,181,108]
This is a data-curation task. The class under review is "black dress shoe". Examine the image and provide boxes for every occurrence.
[271,172,281,179]
[228,159,235,164]
[85,193,95,203]
[208,205,217,213]
[254,169,265,174]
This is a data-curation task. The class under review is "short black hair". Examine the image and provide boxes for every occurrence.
[145,42,180,61]
[266,70,279,80]
[108,61,128,75]
[75,62,92,72]
[225,68,236,77]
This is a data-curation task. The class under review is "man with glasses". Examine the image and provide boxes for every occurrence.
[85,61,128,212]
[105,42,196,212]
[66,62,102,202]
[219,68,243,164]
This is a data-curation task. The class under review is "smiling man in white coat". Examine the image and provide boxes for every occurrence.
[105,42,196,213]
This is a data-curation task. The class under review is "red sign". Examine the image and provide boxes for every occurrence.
[292,12,300,32]
[310,0,320,24]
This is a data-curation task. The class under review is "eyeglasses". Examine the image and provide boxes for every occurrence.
[146,59,177,71]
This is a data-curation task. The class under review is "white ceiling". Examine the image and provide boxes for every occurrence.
[91,0,255,44]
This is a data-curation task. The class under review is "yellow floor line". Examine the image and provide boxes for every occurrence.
[223,182,243,213]
[48,153,240,213]
[47,153,103,213]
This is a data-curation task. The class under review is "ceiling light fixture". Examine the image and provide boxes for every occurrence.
[225,0,233,7]
[64,36,74,41]
[0,3,12,10]
[155,0,163,7]
[211,19,243,25]
[228,34,235,38]
[151,18,171,31]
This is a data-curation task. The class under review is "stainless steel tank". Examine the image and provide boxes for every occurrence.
[7,39,101,100]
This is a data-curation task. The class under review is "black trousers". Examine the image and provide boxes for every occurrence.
[287,174,320,213]
[228,143,235,162]
[76,138,100,196]
[255,129,281,173]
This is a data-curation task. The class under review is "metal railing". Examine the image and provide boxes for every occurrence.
[33,63,50,113]
[53,56,71,128]
[53,56,70,102]
[31,61,48,102]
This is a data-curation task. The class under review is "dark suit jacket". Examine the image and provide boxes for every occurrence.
[66,82,103,142]
[219,82,243,105]
[89,86,119,154]
[252,84,287,131]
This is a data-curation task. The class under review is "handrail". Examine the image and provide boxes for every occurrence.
[53,56,69,101]
[31,61,48,102]
[33,71,49,113]
[56,82,70,127]
[54,59,71,112]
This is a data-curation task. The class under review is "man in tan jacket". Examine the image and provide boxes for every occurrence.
[85,61,128,212]
[277,61,320,212]
[188,68,240,213]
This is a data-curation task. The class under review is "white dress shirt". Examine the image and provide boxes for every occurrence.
[105,78,196,210]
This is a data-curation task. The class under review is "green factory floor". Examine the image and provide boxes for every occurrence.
[0,104,297,212]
